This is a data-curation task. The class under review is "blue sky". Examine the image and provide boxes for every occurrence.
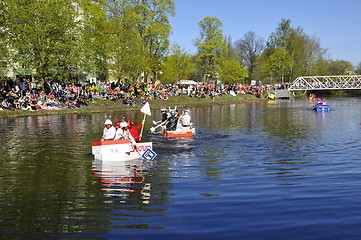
[169,0,361,66]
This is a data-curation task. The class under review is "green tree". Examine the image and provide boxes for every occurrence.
[234,31,265,81]
[224,35,237,61]
[327,60,354,75]
[106,1,147,82]
[266,19,327,80]
[135,0,175,81]
[261,48,292,82]
[159,44,196,83]
[219,58,248,84]
[4,0,83,82]
[0,1,9,79]
[77,0,108,81]
[195,17,227,82]
[103,0,174,82]
[311,59,354,75]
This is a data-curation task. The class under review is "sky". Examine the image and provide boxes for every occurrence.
[169,0,361,66]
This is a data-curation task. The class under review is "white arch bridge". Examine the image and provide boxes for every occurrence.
[288,75,361,91]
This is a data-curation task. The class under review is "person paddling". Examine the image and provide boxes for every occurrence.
[101,119,116,141]
[179,110,191,127]
[114,121,136,145]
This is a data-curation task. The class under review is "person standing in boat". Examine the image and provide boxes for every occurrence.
[101,119,116,141]
[127,119,144,142]
[153,109,170,125]
[114,121,137,145]
[161,108,171,122]
[179,110,191,127]
[166,110,180,131]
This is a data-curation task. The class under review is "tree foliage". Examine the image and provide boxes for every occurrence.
[0,0,175,83]
[135,0,175,80]
[234,31,265,80]
[4,0,82,81]
[265,19,328,81]
[106,1,146,81]
[261,48,292,82]
[78,0,108,80]
[195,17,227,81]
[219,58,248,84]
[0,3,356,84]
[160,44,196,83]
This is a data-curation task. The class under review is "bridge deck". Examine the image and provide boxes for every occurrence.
[288,75,361,91]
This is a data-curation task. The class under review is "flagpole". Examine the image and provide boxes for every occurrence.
[139,113,146,141]
[139,102,151,141]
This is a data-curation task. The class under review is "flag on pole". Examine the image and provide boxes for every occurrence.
[140,102,151,116]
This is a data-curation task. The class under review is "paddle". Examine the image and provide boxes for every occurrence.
[150,120,168,132]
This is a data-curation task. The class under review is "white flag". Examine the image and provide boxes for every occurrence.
[140,102,151,116]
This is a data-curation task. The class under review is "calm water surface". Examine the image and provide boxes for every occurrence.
[0,98,361,239]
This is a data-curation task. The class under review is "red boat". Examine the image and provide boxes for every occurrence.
[161,125,195,137]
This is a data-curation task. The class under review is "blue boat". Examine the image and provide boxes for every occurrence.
[313,104,331,112]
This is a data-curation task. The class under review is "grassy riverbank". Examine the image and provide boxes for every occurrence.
[0,94,262,119]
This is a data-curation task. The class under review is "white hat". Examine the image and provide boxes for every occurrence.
[161,108,167,112]
[104,119,112,125]
[120,121,128,128]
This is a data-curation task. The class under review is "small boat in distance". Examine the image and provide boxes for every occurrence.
[151,107,195,137]
[312,98,331,112]
[307,93,317,101]
[313,103,331,112]
[161,124,195,137]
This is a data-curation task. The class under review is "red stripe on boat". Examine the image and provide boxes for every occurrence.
[92,140,130,146]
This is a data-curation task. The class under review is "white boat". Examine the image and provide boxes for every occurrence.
[92,139,154,161]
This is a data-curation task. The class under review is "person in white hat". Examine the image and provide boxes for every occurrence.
[113,121,136,145]
[179,110,191,127]
[152,108,170,125]
[161,108,170,122]
[101,119,116,141]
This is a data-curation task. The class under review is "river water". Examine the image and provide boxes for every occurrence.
[0,98,361,239]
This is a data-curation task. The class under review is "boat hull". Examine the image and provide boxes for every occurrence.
[92,140,152,161]
[313,104,331,112]
[162,126,195,137]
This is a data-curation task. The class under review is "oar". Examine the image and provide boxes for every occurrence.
[150,120,168,132]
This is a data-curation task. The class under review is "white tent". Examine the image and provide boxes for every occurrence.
[176,80,198,85]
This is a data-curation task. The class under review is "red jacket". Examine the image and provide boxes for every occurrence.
[127,120,143,141]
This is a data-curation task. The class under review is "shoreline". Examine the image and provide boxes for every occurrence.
[0,94,263,119]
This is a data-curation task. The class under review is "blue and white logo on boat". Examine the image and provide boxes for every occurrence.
[142,149,157,160]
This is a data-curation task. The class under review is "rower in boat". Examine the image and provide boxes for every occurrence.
[92,103,156,162]
[101,119,116,141]
[179,110,191,127]
[165,109,180,131]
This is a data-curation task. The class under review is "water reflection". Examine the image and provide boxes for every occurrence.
[92,159,154,204]
[1,99,361,238]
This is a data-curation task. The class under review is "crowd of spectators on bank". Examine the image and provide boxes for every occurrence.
[0,77,288,111]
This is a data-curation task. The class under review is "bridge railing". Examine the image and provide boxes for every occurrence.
[288,75,361,90]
